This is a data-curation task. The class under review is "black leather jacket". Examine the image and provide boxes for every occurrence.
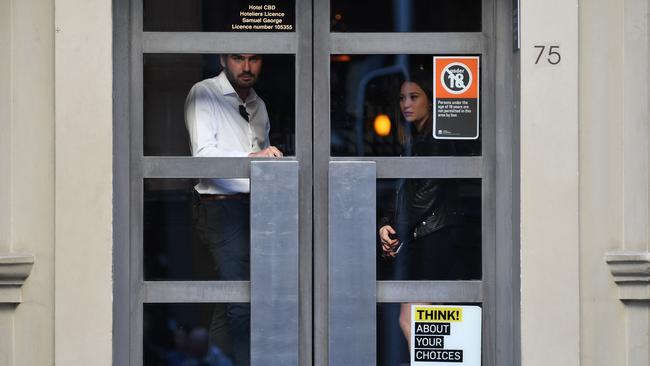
[379,125,464,244]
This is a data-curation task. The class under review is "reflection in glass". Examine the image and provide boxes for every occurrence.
[144,179,201,280]
[144,178,253,282]
[144,176,254,365]
[377,179,481,281]
[144,303,247,366]
[144,0,296,32]
[331,54,481,156]
[144,54,295,156]
[331,0,481,33]
[377,303,411,366]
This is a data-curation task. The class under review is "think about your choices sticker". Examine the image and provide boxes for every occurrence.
[411,305,482,365]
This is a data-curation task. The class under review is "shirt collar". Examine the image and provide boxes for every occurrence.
[217,71,258,104]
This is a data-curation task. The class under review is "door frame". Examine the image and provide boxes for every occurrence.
[113,0,520,364]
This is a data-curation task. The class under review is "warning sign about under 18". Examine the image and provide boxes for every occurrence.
[433,56,480,140]
[411,305,481,365]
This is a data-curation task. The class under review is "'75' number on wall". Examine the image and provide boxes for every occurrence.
[534,45,561,65]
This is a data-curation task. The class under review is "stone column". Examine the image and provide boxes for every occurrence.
[605,1,650,365]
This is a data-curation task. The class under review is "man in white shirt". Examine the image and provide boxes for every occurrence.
[185,54,283,366]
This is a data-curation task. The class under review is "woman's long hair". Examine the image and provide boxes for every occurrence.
[397,66,434,151]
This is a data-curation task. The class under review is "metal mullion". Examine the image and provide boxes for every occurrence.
[331,157,483,179]
[143,32,298,54]
[141,157,304,178]
[295,0,313,364]
[495,0,520,364]
[250,161,300,365]
[330,33,486,54]
[313,0,331,365]
[480,1,498,366]
[141,157,254,178]
[144,281,250,303]
[113,0,130,363]
[129,1,144,365]
[328,162,376,366]
[377,281,484,303]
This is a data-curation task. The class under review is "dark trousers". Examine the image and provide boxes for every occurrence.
[392,224,481,281]
[195,198,250,366]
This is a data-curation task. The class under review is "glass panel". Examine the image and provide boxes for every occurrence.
[144,53,295,157]
[144,179,252,281]
[377,303,482,366]
[144,303,248,366]
[377,179,481,281]
[331,55,481,156]
[331,0,481,33]
[144,0,296,32]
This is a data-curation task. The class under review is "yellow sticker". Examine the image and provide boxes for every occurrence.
[414,307,463,322]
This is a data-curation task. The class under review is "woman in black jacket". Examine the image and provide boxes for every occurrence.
[378,71,478,348]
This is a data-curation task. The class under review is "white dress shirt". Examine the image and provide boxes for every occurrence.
[185,71,270,194]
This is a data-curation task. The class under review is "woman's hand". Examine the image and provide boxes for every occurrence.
[379,225,400,257]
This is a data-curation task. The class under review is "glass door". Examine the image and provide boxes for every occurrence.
[313,0,517,365]
[115,0,517,365]
[116,0,313,365]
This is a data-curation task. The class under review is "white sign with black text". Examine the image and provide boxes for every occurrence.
[410,305,482,365]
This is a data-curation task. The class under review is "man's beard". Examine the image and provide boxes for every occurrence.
[225,68,257,89]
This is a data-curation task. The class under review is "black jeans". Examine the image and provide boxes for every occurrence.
[391,224,480,281]
[195,198,250,366]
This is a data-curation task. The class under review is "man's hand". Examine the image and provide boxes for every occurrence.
[379,225,400,258]
[249,146,284,157]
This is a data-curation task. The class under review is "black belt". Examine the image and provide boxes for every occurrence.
[200,193,250,201]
